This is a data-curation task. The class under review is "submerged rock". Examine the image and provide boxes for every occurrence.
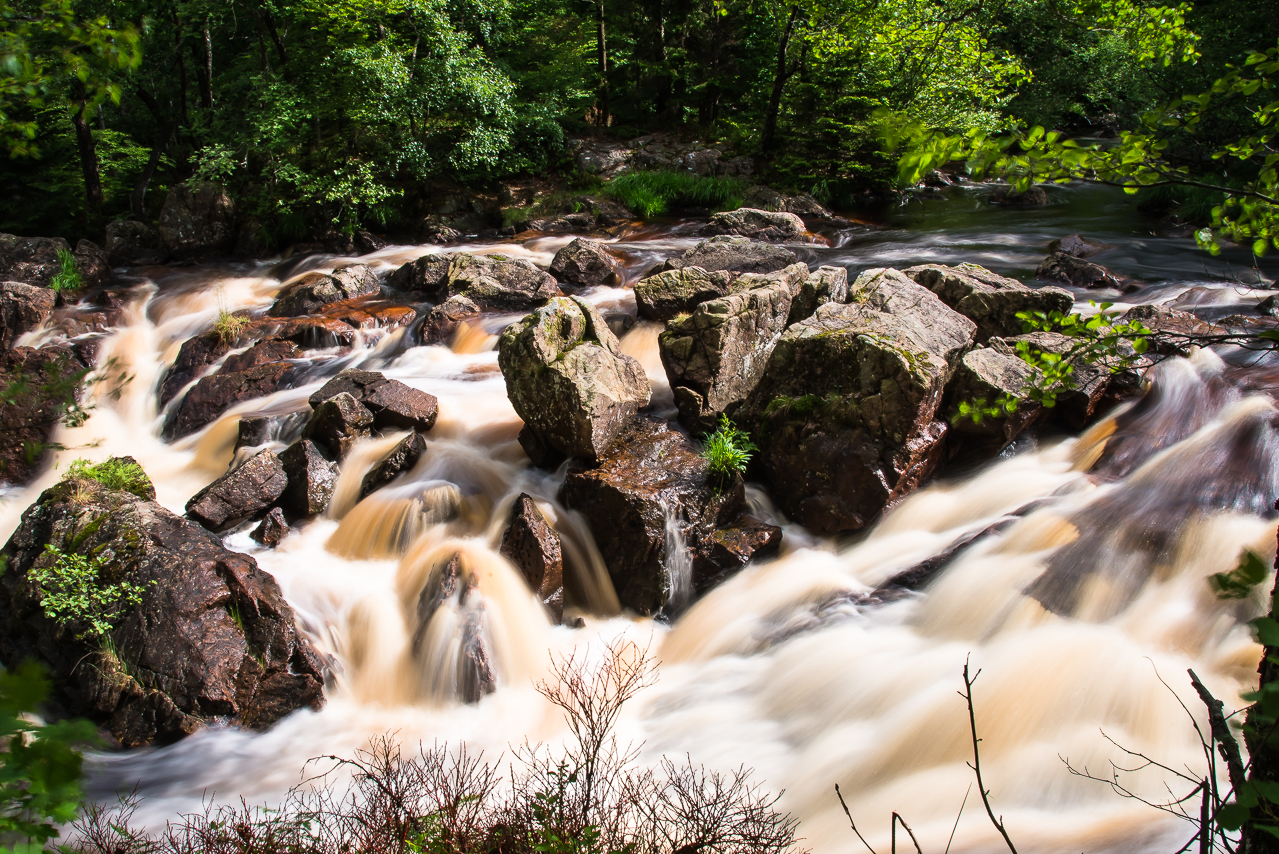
[664,235,797,275]
[158,181,238,257]
[499,296,650,461]
[267,265,381,317]
[990,185,1048,206]
[499,494,565,620]
[634,266,740,322]
[1036,252,1128,290]
[0,282,55,349]
[278,439,338,518]
[549,238,622,289]
[702,207,805,242]
[360,431,427,497]
[904,263,1072,342]
[0,469,325,747]
[1051,234,1103,257]
[250,507,289,547]
[186,449,288,532]
[418,294,481,346]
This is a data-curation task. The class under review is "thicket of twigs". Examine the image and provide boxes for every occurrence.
[68,639,801,854]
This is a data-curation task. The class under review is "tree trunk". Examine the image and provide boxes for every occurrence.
[71,98,104,210]
[200,18,213,108]
[595,0,609,126]
[170,4,189,125]
[1244,537,1279,854]
[131,89,174,220]
[760,5,800,153]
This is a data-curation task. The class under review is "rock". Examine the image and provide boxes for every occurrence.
[105,220,169,266]
[0,472,325,747]
[250,507,289,547]
[549,239,622,290]
[360,431,427,497]
[419,222,463,244]
[693,517,783,589]
[1259,295,1279,319]
[1036,252,1128,290]
[308,369,439,433]
[418,295,481,346]
[278,440,338,518]
[0,282,55,348]
[942,346,1041,454]
[498,296,650,461]
[235,416,272,451]
[788,266,848,325]
[740,269,976,534]
[235,218,273,258]
[303,392,373,459]
[446,254,562,310]
[742,186,832,218]
[993,331,1107,428]
[517,424,567,470]
[186,449,288,532]
[499,494,564,620]
[221,339,299,373]
[634,267,740,322]
[267,265,381,317]
[158,181,238,257]
[354,231,386,254]
[660,263,808,431]
[524,213,597,233]
[158,331,235,407]
[0,346,86,485]
[0,234,70,286]
[904,263,1073,342]
[165,360,295,440]
[74,240,110,288]
[990,185,1048,206]
[262,299,416,349]
[664,236,797,275]
[579,197,632,225]
[1120,304,1221,356]
[702,207,806,242]
[1051,234,1102,257]
[388,253,454,298]
[558,417,746,615]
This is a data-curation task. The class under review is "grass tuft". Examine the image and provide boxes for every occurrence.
[64,457,152,499]
[604,172,746,218]
[50,248,83,294]
[700,414,758,482]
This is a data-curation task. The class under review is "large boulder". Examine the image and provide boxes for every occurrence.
[158,330,236,407]
[701,208,805,242]
[158,181,238,257]
[0,282,55,348]
[904,263,1073,342]
[0,234,70,287]
[387,253,454,296]
[185,449,288,532]
[164,360,295,440]
[446,254,562,310]
[663,236,797,275]
[991,331,1108,429]
[740,268,977,534]
[1120,304,1219,356]
[499,494,564,620]
[634,267,740,322]
[942,346,1041,456]
[278,439,338,519]
[659,263,809,431]
[549,239,622,290]
[788,265,848,325]
[308,369,439,433]
[74,240,110,288]
[498,297,650,461]
[105,220,169,266]
[1036,252,1127,290]
[0,468,325,747]
[0,346,87,485]
[267,265,381,318]
[360,431,427,497]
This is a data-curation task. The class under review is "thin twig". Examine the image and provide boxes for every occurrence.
[945,783,972,854]
[893,812,923,854]
[1189,669,1248,797]
[835,784,878,854]
[961,656,1018,854]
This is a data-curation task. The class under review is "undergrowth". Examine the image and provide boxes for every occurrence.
[701,415,757,483]
[29,544,149,643]
[605,173,746,218]
[64,457,151,498]
[50,248,83,294]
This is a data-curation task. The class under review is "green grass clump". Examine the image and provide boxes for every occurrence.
[700,414,758,482]
[605,172,746,218]
[213,308,250,345]
[64,457,152,498]
[50,248,83,294]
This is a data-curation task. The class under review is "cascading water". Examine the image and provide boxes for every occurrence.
[4,183,1279,853]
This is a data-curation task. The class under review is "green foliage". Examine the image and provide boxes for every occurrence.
[0,660,96,852]
[29,543,148,642]
[700,414,757,482]
[1210,549,1271,599]
[48,247,79,294]
[212,309,249,346]
[604,172,746,218]
[63,457,150,498]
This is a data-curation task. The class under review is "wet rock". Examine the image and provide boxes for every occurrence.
[693,517,783,589]
[73,240,110,288]
[0,471,325,747]
[447,254,561,310]
[517,424,567,470]
[499,493,564,620]
[660,263,808,431]
[498,296,650,461]
[303,392,373,460]
[1120,304,1221,356]
[308,369,439,433]
[105,220,169,266]
[1259,295,1279,319]
[158,330,235,407]
[990,185,1048,206]
[250,507,289,547]
[549,239,622,290]
[904,263,1073,342]
[788,266,849,325]
[221,339,299,373]
[158,181,238,257]
[0,282,55,348]
[742,186,832,218]
[278,439,338,518]
[165,360,295,440]
[419,222,463,244]
[634,267,740,322]
[1036,252,1128,290]
[0,234,71,286]
[388,253,454,298]
[942,346,1042,455]
[355,230,387,254]
[993,331,1107,428]
[0,346,86,485]
[413,552,495,702]
[360,431,427,497]
[267,265,381,317]
[664,235,797,275]
[236,416,272,451]
[418,295,481,346]
[559,417,746,615]
[262,298,415,349]
[525,212,596,233]
[702,207,806,242]
[186,449,288,532]
[740,268,976,534]
[1051,234,1103,257]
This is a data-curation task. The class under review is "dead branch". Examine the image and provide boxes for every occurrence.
[961,656,1018,854]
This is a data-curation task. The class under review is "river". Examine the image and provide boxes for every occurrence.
[3,181,1278,853]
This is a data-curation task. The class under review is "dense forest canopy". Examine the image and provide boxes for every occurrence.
[0,0,1276,241]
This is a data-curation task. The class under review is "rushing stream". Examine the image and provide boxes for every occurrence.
[5,182,1279,853]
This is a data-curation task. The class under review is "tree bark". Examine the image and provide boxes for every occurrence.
[170,3,189,125]
[131,88,175,220]
[1244,534,1279,854]
[200,18,213,108]
[760,4,800,153]
[595,0,609,126]
[71,97,104,210]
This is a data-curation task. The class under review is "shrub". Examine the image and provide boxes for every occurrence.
[63,457,151,498]
[28,544,149,643]
[49,248,82,294]
[701,415,758,482]
[605,173,746,218]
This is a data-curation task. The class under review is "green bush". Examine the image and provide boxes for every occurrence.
[29,544,149,643]
[49,248,82,295]
[604,172,746,218]
[700,415,758,482]
[63,457,151,498]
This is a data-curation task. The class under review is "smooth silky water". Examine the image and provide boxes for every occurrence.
[4,183,1279,853]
